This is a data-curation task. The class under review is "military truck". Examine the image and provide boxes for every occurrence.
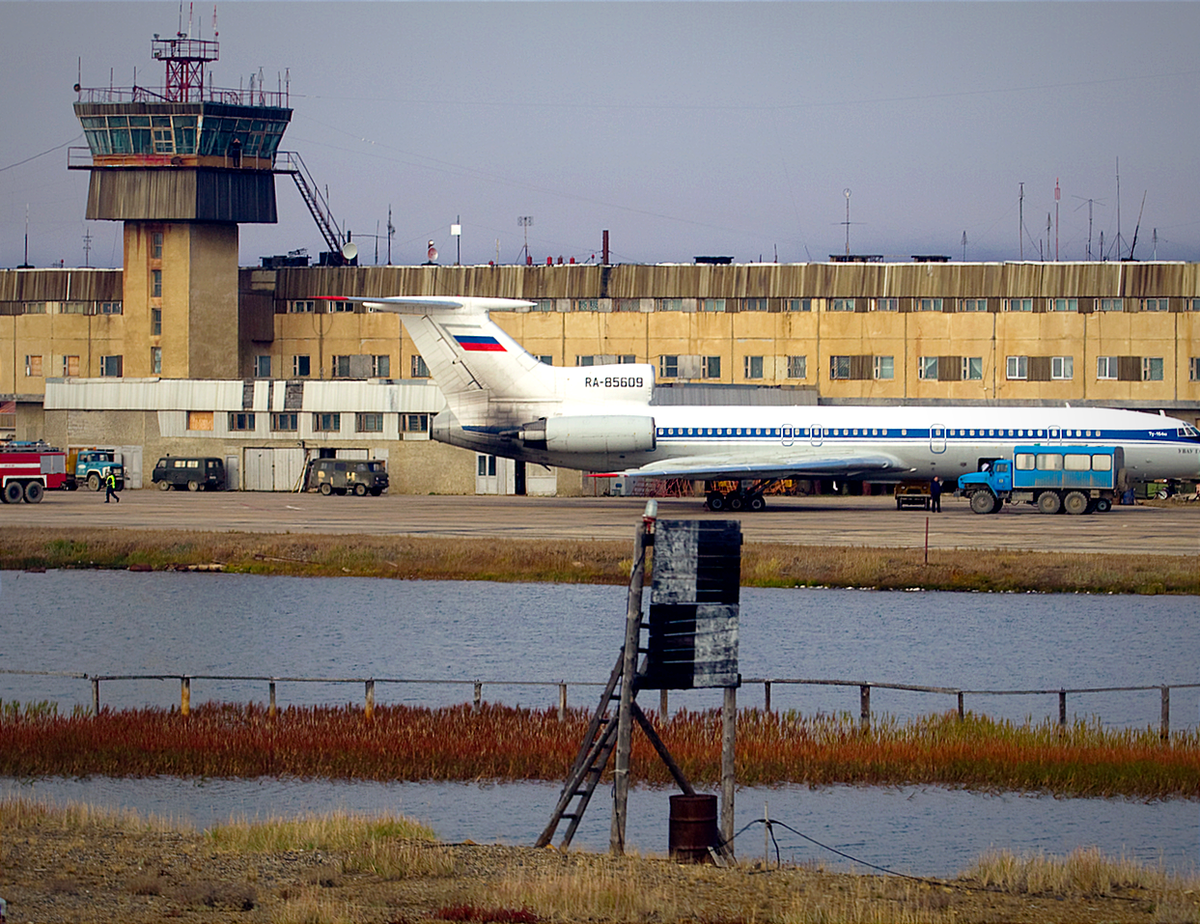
[307,458,389,496]
[957,445,1123,515]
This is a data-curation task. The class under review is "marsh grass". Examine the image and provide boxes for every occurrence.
[2,526,1196,593]
[0,794,188,834]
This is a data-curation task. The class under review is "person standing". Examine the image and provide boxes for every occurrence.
[104,470,120,503]
[930,476,942,512]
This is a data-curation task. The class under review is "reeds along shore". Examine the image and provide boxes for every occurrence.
[2,702,1197,799]
[0,527,1197,593]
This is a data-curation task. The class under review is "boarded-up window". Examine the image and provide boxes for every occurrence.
[1027,356,1052,382]
[848,355,873,380]
[24,355,43,376]
[938,355,963,381]
[63,355,80,376]
[1117,356,1141,382]
[187,411,214,431]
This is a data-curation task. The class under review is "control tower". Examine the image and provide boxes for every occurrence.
[71,29,291,379]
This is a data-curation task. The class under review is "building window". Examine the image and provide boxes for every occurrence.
[616,355,636,364]
[327,299,353,313]
[24,355,43,377]
[356,412,384,433]
[151,231,163,259]
[151,307,162,335]
[702,298,726,312]
[830,356,852,380]
[1097,356,1118,380]
[58,301,91,315]
[743,356,764,380]
[1142,357,1164,381]
[228,412,256,431]
[1051,298,1078,312]
[829,298,855,312]
[1099,298,1124,312]
[537,355,553,365]
[272,412,298,432]
[919,357,939,380]
[1051,356,1074,380]
[656,298,683,312]
[331,355,351,378]
[1190,357,1200,382]
[290,300,315,313]
[1006,355,1028,380]
[99,301,122,315]
[874,297,899,312]
[743,298,768,312]
[187,410,213,431]
[530,298,554,312]
[100,355,123,377]
[1006,298,1033,312]
[254,355,271,377]
[62,355,79,376]
[313,412,341,433]
[151,269,162,299]
[151,347,162,374]
[293,355,311,377]
[659,355,679,378]
[1142,298,1169,312]
[1191,299,1200,313]
[576,298,600,312]
[411,355,429,378]
[874,355,894,380]
[703,356,721,379]
[403,413,429,433]
[786,355,807,379]
[612,298,638,313]
[576,356,595,367]
[23,302,47,314]
[963,357,983,380]
[371,354,390,377]
[918,298,943,312]
[787,298,812,312]
[961,298,988,312]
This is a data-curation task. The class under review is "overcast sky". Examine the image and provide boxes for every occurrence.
[2,2,1198,269]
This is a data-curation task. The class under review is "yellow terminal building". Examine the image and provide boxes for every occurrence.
[1,34,1197,494]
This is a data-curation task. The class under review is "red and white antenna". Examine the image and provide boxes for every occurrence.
[1054,177,1061,261]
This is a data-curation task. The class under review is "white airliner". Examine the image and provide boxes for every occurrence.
[330,295,1200,510]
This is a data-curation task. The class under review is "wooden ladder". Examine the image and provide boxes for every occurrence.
[535,648,626,849]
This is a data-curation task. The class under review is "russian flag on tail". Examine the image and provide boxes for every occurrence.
[453,334,506,352]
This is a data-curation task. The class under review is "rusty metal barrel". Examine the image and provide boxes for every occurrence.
[668,793,718,863]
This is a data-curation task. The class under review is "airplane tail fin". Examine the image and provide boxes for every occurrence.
[361,297,654,427]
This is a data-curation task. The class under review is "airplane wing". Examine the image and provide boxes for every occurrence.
[606,451,912,482]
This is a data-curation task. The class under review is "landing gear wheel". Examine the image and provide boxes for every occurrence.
[319,483,333,496]
[748,494,766,512]
[706,493,725,511]
[1037,492,1061,515]
[969,491,997,514]
[1063,491,1089,515]
[354,483,367,496]
[187,480,200,492]
[728,494,744,511]
[23,481,44,503]
[88,472,101,492]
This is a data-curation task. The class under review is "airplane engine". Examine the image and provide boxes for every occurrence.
[518,416,657,454]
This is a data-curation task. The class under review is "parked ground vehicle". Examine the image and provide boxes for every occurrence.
[894,481,932,510]
[152,456,227,491]
[958,445,1123,515]
[69,448,124,492]
[306,458,389,496]
[0,440,71,503]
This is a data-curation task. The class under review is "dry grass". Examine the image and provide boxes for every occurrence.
[0,793,190,834]
[2,526,1196,593]
[963,846,1197,897]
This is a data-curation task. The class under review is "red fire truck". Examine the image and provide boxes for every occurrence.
[0,441,71,503]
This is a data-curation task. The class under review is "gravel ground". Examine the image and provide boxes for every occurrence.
[1,815,1187,923]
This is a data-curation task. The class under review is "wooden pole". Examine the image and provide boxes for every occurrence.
[957,691,965,720]
[763,680,772,713]
[1059,689,1067,728]
[611,500,655,856]
[364,679,375,722]
[268,681,277,719]
[180,676,190,716]
[659,688,668,717]
[558,682,567,721]
[473,681,482,713]
[721,685,737,853]
[859,684,870,732]
[1160,686,1170,741]
[92,677,100,716]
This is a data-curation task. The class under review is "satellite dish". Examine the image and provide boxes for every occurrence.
[341,241,358,261]
[428,244,439,262]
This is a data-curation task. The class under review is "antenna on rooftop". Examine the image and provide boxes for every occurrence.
[1072,194,1105,261]
[842,188,852,256]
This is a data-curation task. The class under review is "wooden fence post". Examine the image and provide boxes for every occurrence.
[180,676,190,717]
[721,685,737,854]
[764,680,772,713]
[473,681,482,713]
[1058,689,1067,728]
[1161,686,1170,741]
[365,679,375,722]
[268,681,277,720]
[92,678,100,716]
[558,682,567,721]
[957,691,965,720]
[659,689,668,717]
[859,685,871,732]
